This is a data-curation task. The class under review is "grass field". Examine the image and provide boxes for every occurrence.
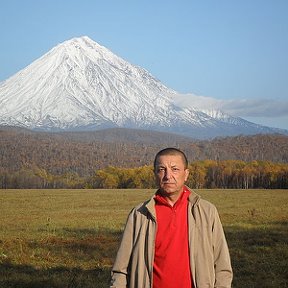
[0,189,287,287]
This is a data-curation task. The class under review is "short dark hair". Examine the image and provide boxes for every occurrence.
[153,148,188,169]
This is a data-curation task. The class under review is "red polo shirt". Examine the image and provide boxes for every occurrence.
[153,187,193,288]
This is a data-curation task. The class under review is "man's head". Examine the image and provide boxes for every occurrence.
[154,148,189,198]
[153,148,188,170]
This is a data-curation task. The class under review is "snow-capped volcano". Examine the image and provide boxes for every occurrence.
[0,36,175,129]
[0,36,285,138]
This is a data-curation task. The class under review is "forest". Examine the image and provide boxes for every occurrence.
[1,160,287,189]
[1,127,288,189]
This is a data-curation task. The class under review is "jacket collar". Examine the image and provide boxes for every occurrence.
[186,186,201,205]
[145,186,201,220]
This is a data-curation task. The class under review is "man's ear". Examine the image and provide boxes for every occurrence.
[184,169,189,181]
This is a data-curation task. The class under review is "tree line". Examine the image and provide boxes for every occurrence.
[1,128,288,189]
[1,160,287,189]
[1,129,288,178]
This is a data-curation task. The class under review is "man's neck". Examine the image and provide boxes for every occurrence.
[159,188,185,206]
[166,194,180,206]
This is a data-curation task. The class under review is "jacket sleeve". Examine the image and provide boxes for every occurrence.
[212,208,233,288]
[110,209,136,288]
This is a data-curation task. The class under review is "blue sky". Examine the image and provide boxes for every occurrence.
[1,0,288,130]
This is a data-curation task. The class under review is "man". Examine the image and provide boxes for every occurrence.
[110,148,233,288]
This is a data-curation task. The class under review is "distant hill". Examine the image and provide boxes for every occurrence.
[1,127,287,177]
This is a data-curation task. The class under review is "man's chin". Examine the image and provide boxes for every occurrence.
[160,185,177,194]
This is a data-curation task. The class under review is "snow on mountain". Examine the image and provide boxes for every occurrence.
[0,36,286,139]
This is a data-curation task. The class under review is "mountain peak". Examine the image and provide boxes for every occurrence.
[0,36,285,139]
[61,35,106,51]
[50,35,111,62]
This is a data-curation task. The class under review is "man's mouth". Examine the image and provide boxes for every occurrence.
[163,182,175,185]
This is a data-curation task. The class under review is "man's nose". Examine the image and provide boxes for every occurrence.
[164,169,172,179]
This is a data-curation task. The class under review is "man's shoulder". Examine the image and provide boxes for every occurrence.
[197,198,217,210]
[187,188,217,212]
[130,197,155,218]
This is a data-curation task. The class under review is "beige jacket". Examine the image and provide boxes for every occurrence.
[110,188,233,288]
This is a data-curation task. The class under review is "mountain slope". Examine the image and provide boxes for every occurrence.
[0,36,286,138]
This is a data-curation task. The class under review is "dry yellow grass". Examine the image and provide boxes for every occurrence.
[0,189,287,287]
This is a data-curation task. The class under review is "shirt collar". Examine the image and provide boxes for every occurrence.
[154,186,191,207]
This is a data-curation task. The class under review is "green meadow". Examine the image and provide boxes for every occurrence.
[0,189,287,287]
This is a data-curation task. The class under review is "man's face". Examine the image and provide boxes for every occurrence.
[154,154,189,196]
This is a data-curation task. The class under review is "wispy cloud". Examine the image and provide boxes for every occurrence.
[173,93,288,118]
